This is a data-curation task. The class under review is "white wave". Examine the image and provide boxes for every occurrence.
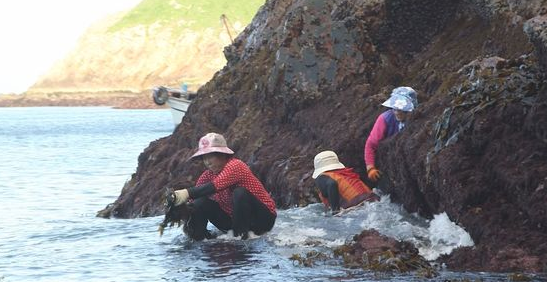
[421,212,474,260]
[267,193,474,261]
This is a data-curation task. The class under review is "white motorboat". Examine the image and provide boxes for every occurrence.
[152,86,196,125]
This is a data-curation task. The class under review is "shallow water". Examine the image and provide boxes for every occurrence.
[0,107,544,282]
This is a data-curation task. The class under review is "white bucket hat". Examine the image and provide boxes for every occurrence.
[191,132,234,159]
[312,150,346,179]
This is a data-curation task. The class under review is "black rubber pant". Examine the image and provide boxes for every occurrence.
[315,175,340,212]
[186,187,276,241]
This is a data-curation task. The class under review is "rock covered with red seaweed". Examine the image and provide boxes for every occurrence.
[98,0,547,272]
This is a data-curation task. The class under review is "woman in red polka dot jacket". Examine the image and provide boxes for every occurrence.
[168,132,276,240]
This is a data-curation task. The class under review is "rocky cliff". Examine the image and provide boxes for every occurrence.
[98,0,547,272]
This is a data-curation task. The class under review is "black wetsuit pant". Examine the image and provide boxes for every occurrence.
[186,187,276,241]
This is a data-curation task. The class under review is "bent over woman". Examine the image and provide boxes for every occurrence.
[313,150,379,215]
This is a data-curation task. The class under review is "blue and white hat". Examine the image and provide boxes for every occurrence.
[381,86,418,112]
[391,87,418,108]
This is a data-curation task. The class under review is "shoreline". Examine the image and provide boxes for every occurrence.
[0,91,164,109]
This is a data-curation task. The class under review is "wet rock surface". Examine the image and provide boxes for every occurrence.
[289,229,436,277]
[525,15,547,70]
[98,0,547,272]
[334,230,435,276]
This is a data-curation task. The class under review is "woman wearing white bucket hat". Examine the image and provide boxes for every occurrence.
[313,151,379,215]
[364,86,418,182]
[168,132,276,240]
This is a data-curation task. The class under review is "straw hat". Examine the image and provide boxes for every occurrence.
[191,133,234,159]
[312,151,345,179]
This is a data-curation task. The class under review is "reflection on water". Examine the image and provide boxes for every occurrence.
[201,242,255,267]
[200,242,258,279]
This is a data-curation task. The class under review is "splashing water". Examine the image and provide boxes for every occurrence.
[251,192,474,261]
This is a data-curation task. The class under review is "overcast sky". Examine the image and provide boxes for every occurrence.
[0,0,140,94]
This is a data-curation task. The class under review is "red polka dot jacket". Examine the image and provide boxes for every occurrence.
[195,157,277,217]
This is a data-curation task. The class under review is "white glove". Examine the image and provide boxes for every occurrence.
[173,189,190,206]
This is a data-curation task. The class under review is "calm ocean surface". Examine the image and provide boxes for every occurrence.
[0,107,544,282]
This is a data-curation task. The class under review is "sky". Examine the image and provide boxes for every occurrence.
[0,0,140,94]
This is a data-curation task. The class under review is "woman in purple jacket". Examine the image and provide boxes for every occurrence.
[364,87,418,181]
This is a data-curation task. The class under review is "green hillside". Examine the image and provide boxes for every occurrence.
[109,0,266,32]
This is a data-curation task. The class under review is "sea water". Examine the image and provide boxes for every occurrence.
[0,107,544,282]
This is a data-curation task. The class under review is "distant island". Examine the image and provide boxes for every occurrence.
[0,0,265,108]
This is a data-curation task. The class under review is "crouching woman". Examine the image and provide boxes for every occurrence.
[313,151,379,215]
[169,132,276,240]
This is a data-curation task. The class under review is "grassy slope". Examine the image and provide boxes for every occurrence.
[109,0,265,32]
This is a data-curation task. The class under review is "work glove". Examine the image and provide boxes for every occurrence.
[367,166,381,181]
[167,189,190,206]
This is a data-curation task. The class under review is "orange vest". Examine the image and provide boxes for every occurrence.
[319,169,376,209]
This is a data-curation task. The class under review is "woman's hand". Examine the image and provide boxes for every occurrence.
[367,166,382,181]
[172,189,190,206]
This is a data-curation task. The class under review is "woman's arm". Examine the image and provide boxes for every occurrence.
[364,113,387,168]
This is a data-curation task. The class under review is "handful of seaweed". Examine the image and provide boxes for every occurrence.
[158,188,193,236]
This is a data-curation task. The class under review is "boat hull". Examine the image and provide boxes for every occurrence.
[166,97,191,125]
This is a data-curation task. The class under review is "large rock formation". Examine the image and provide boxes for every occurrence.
[98,0,547,272]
